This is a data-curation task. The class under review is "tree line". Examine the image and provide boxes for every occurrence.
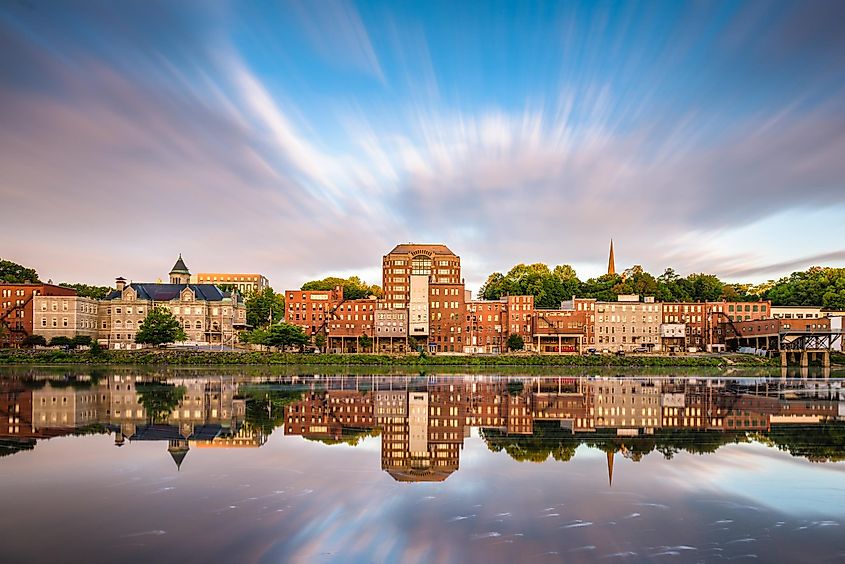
[478,263,845,310]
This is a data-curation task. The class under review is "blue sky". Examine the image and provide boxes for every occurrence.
[2,0,844,292]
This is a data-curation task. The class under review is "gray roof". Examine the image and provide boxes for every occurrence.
[104,283,242,304]
[169,254,190,275]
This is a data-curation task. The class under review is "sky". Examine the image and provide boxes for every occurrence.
[2,0,844,293]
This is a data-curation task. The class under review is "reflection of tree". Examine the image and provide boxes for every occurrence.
[136,382,186,423]
[0,438,35,458]
[763,423,845,462]
[482,424,749,463]
[482,421,578,462]
[305,427,380,447]
[241,386,304,435]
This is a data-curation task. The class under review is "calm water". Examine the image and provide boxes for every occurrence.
[1,366,845,563]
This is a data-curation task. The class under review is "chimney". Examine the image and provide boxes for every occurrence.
[116,277,126,292]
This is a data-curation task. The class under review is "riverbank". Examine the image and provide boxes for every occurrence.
[0,349,781,367]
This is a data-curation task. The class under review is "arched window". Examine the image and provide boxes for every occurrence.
[195,321,202,329]
[411,254,432,276]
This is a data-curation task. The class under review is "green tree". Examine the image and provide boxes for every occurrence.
[301,276,381,300]
[22,334,47,348]
[58,283,112,299]
[580,273,623,301]
[314,333,327,351]
[49,336,73,348]
[242,328,269,346]
[264,323,309,350]
[0,259,39,283]
[764,267,845,309]
[245,287,285,328]
[72,335,93,348]
[507,334,525,351]
[359,333,372,352]
[135,307,186,346]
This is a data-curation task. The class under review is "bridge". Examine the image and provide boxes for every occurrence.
[723,319,843,368]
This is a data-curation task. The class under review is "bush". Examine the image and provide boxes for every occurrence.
[49,336,74,348]
[22,334,47,348]
[72,335,93,348]
[507,334,525,352]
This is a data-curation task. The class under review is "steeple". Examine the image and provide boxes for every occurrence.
[607,449,614,487]
[169,254,191,285]
[607,239,616,276]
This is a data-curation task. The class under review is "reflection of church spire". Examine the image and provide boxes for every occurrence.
[607,449,614,487]
[607,239,616,276]
[167,438,189,471]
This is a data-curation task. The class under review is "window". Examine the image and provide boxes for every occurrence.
[411,255,432,275]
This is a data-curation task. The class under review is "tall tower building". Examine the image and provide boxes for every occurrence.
[381,244,461,340]
[607,239,616,276]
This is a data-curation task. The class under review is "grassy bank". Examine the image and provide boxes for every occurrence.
[0,349,780,368]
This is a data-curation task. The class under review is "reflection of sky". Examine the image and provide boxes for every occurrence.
[1,430,844,562]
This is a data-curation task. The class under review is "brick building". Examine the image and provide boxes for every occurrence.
[285,287,344,337]
[428,282,466,352]
[506,295,535,349]
[662,302,706,350]
[0,282,76,347]
[706,300,771,350]
[326,298,376,352]
[193,273,269,295]
[464,299,507,353]
[381,244,461,310]
[531,309,587,354]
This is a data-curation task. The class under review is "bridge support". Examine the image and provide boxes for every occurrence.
[822,350,830,368]
[800,351,809,368]
[780,350,788,368]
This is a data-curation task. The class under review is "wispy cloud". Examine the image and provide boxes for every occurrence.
[1,1,844,290]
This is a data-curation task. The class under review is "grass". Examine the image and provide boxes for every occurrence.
[0,348,780,368]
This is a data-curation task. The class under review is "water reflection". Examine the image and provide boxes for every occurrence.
[2,371,844,476]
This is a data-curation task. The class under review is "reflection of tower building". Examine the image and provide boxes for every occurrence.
[380,386,464,482]
[607,450,614,487]
[167,438,189,470]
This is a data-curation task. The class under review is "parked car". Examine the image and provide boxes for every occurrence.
[616,350,626,357]
[633,346,649,353]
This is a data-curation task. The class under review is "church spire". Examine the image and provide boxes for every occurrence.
[607,239,616,276]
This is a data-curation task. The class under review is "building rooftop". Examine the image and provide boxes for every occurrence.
[104,283,242,303]
[169,254,190,275]
[387,243,456,256]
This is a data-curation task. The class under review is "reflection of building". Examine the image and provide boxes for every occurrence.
[591,380,661,434]
[6,373,845,470]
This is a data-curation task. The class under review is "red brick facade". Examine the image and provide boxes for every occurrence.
[0,283,76,347]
